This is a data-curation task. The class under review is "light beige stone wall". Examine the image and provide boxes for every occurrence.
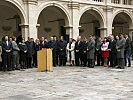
[0,0,133,41]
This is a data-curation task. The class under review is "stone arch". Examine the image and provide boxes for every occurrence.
[0,0,27,40]
[112,9,133,35]
[36,2,70,26]
[5,0,27,24]
[79,6,105,28]
[78,6,105,37]
[112,9,133,29]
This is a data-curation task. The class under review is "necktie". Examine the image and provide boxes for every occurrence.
[78,41,80,45]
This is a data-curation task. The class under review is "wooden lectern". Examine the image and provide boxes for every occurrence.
[37,49,53,72]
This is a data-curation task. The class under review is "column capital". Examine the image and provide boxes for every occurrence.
[36,24,40,27]
[103,6,113,12]
[99,27,107,30]
[23,0,38,5]
[19,24,29,28]
[64,25,81,28]
[68,2,80,9]
[128,28,133,31]
[64,25,73,29]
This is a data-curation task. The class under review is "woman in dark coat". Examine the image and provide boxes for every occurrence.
[18,38,27,69]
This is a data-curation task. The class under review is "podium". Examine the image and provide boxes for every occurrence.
[37,49,53,72]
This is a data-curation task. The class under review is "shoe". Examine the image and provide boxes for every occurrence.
[128,65,131,67]
[96,64,100,66]
[121,66,125,69]
[116,66,121,69]
[89,66,94,68]
[109,65,115,68]
[7,69,12,71]
[3,69,6,72]
[23,67,27,69]
[15,68,20,70]
[121,67,125,69]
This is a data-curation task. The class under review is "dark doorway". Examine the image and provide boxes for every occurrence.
[60,26,69,42]
[95,27,100,37]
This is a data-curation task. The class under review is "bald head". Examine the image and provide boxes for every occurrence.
[50,37,54,41]
[5,36,8,41]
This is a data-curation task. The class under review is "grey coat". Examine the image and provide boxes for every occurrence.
[12,41,20,55]
[116,38,126,58]
[87,40,95,59]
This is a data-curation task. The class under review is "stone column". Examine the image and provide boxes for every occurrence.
[20,24,29,40]
[105,0,111,4]
[23,0,38,39]
[120,0,123,4]
[129,29,133,41]
[64,26,73,38]
[131,0,133,5]
[99,28,107,39]
[68,1,80,40]
[103,6,113,36]
[36,24,40,39]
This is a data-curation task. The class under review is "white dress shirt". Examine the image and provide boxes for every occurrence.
[101,42,109,51]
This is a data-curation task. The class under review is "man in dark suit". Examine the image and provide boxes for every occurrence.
[1,36,12,71]
[48,37,57,67]
[40,37,48,49]
[124,34,131,67]
[109,35,117,67]
[82,37,88,67]
[58,36,67,66]
[96,37,103,66]
[33,39,40,67]
[0,44,2,71]
[31,38,36,67]
[26,37,34,68]
[53,36,59,66]
[74,36,83,66]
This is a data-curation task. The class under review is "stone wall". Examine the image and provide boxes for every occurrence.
[0,0,133,41]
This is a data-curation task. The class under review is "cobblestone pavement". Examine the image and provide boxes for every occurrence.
[0,65,133,100]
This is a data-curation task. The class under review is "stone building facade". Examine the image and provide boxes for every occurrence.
[0,0,133,40]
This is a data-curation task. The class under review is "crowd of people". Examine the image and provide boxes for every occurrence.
[0,34,132,72]
[67,34,131,69]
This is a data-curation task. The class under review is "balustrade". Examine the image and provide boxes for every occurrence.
[111,0,132,5]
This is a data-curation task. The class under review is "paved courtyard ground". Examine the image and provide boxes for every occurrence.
[0,65,133,100]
